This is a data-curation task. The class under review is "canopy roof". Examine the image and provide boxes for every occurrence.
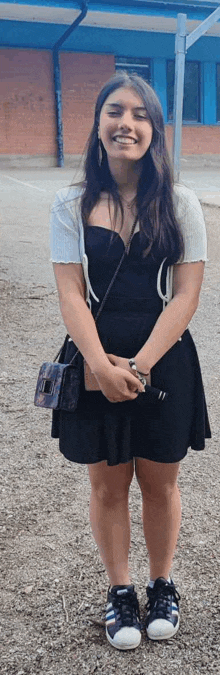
[0,0,219,37]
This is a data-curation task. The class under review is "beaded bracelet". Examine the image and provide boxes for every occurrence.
[128,358,147,387]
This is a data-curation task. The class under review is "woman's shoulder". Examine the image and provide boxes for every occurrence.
[173,183,203,217]
[49,184,85,263]
[173,183,208,263]
[52,183,85,210]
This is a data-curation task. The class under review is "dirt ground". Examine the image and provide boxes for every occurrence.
[1,184,220,674]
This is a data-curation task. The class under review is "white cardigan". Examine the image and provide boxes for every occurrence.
[50,183,208,309]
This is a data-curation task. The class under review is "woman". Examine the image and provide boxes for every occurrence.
[50,72,211,651]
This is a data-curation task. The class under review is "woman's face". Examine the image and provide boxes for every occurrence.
[98,87,153,163]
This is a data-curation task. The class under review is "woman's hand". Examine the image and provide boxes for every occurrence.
[107,354,151,386]
[94,362,145,402]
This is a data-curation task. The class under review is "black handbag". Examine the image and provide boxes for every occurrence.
[34,341,83,411]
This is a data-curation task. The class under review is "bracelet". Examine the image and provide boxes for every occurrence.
[128,359,147,387]
[128,358,149,376]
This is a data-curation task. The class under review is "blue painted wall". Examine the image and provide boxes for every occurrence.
[0,20,219,62]
[203,61,217,124]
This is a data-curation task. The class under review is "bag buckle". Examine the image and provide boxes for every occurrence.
[39,378,56,395]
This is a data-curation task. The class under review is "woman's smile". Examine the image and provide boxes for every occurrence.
[112,135,137,146]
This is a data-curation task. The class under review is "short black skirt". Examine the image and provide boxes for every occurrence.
[51,329,211,466]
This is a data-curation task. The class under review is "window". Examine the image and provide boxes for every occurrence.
[115,57,151,83]
[217,64,220,122]
[167,60,201,122]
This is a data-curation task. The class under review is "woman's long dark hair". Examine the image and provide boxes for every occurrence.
[79,71,184,264]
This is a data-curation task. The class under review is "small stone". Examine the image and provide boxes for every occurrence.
[202,656,209,665]
[24,585,34,594]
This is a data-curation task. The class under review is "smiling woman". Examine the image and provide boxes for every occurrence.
[99,88,153,163]
[81,72,184,261]
[49,71,211,652]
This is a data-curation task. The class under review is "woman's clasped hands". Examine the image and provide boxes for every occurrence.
[93,354,146,403]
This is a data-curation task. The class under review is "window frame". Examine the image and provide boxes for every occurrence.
[217,63,220,123]
[115,56,152,84]
[167,59,202,125]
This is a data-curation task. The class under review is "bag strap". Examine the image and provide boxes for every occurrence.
[54,218,138,365]
[94,218,138,322]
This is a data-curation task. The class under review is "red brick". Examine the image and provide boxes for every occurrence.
[166,125,220,155]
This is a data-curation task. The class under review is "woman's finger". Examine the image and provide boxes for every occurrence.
[124,371,144,392]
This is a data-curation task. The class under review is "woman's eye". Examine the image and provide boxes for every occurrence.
[106,111,148,120]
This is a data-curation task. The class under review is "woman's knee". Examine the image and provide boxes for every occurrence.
[88,460,134,507]
[135,458,180,504]
[92,482,130,507]
[141,482,179,507]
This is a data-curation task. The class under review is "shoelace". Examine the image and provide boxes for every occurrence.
[146,582,180,619]
[111,593,140,627]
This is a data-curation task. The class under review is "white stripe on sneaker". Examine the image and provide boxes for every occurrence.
[106,611,115,619]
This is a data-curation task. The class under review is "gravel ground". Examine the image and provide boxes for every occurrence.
[1,198,220,675]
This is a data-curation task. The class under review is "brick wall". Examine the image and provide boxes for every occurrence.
[166,124,220,155]
[0,48,219,158]
[0,49,115,157]
[61,52,115,154]
[0,49,56,155]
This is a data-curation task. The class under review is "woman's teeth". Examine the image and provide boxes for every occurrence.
[113,136,136,145]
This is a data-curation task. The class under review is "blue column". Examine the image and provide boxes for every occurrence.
[153,58,167,123]
[203,62,216,124]
[53,49,64,167]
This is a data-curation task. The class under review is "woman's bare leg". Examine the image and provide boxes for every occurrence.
[88,460,134,587]
[135,458,181,580]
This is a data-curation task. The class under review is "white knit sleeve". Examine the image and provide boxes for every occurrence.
[174,184,208,264]
[50,186,83,263]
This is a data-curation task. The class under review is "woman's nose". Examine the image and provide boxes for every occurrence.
[118,111,133,129]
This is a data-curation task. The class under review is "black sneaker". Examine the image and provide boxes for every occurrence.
[146,577,180,640]
[105,585,141,650]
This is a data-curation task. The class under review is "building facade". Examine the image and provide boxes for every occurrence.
[0,0,220,163]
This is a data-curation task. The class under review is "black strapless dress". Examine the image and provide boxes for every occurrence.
[52,226,211,465]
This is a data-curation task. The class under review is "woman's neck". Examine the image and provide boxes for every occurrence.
[107,157,142,200]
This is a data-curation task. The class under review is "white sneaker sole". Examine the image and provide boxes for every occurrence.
[106,627,141,650]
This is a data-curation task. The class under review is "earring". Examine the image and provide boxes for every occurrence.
[98,138,103,167]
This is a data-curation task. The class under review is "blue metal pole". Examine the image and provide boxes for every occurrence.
[172,13,187,183]
[53,2,88,168]
[53,49,64,167]
[172,7,220,181]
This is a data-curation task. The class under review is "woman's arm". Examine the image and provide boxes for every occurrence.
[134,261,205,374]
[54,262,110,372]
[53,262,144,400]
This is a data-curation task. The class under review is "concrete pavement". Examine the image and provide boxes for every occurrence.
[180,156,220,207]
[1,154,219,206]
